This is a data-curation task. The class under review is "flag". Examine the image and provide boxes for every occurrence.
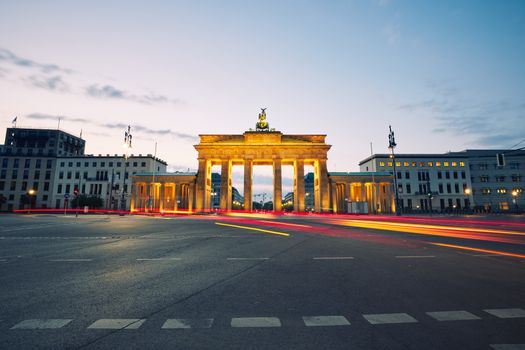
[12,116,17,124]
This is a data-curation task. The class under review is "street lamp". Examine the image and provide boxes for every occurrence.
[512,190,519,212]
[27,189,35,213]
[388,125,401,216]
[121,126,132,213]
[464,188,471,211]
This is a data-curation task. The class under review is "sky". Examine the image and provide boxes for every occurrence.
[1,0,524,197]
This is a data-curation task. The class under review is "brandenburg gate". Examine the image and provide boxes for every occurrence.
[131,109,394,214]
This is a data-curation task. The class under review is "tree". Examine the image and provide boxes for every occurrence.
[71,195,104,209]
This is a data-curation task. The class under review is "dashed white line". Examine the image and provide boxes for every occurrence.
[395,255,436,259]
[303,316,351,327]
[231,317,281,327]
[48,259,93,262]
[313,257,354,260]
[11,319,72,329]
[484,308,525,319]
[227,258,270,261]
[136,258,182,261]
[363,313,418,324]
[87,319,145,329]
[162,318,214,329]
[426,310,480,321]
[490,345,525,350]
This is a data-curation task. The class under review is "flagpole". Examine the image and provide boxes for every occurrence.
[57,116,61,130]
[371,142,376,214]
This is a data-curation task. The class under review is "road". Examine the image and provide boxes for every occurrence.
[0,212,524,349]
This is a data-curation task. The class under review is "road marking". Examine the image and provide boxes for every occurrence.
[430,242,525,259]
[303,316,350,327]
[87,319,146,329]
[215,222,290,237]
[231,317,282,327]
[11,319,72,329]
[426,311,480,321]
[484,308,525,318]
[363,313,418,324]
[491,345,525,350]
[313,257,354,260]
[136,258,182,261]
[395,255,435,259]
[162,318,214,329]
[48,259,93,262]
[227,257,269,261]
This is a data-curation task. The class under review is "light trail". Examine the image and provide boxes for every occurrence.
[430,242,525,259]
[215,222,290,237]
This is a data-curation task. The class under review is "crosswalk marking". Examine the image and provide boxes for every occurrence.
[484,308,525,319]
[11,319,72,329]
[162,318,214,329]
[303,316,350,327]
[490,345,525,350]
[426,311,480,321]
[227,258,269,261]
[363,313,418,324]
[231,317,281,328]
[87,319,145,329]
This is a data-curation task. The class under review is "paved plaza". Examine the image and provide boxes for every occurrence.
[0,213,524,349]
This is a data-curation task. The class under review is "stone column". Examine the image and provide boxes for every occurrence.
[146,182,152,212]
[195,158,210,211]
[188,182,195,212]
[159,183,165,212]
[129,183,136,212]
[175,184,181,210]
[220,159,232,210]
[314,160,321,212]
[244,160,253,211]
[331,180,338,213]
[318,159,330,212]
[344,182,351,213]
[294,159,305,212]
[273,159,282,212]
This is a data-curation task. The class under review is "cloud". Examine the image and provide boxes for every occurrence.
[26,75,69,92]
[1,47,182,105]
[0,48,72,74]
[400,82,525,148]
[85,84,181,105]
[26,113,198,142]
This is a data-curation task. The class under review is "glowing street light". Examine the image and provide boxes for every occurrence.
[27,189,36,213]
[121,126,132,214]
[388,125,401,216]
[512,190,519,212]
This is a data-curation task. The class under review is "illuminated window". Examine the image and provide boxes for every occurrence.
[412,162,417,167]
[427,162,433,167]
[444,162,449,167]
[452,162,457,167]
[403,162,409,167]
[436,162,441,167]
[497,188,507,194]
[459,161,465,167]
[419,162,424,167]
[379,161,385,167]
[396,162,401,167]
[481,188,491,194]
[514,188,523,193]
[499,202,509,210]
[387,162,392,167]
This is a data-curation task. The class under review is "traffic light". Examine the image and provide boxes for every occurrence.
[74,187,79,196]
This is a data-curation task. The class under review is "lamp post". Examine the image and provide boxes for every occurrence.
[512,190,519,213]
[27,189,35,214]
[464,188,471,212]
[121,126,132,214]
[388,125,401,216]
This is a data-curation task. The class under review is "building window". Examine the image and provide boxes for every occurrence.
[117,162,122,167]
[496,175,505,182]
[481,188,491,195]
[479,163,488,170]
[459,161,465,167]
[405,172,410,179]
[436,161,441,167]
[59,171,64,179]
[109,162,114,167]
[1,158,8,168]
[68,162,73,167]
[510,162,520,170]
[35,159,41,168]
[406,184,411,194]
[45,171,51,180]
[44,182,50,191]
[67,172,72,179]
[454,184,460,193]
[445,172,450,179]
[411,162,417,167]
[451,162,457,167]
[453,171,458,179]
[480,175,489,182]
[437,171,442,179]
[443,162,449,167]
[21,181,27,191]
[57,184,62,194]
[10,181,16,191]
[511,174,522,182]
[438,184,443,193]
[92,162,97,167]
[133,162,138,167]
[14,159,19,168]
[497,188,507,194]
[60,162,65,167]
[101,162,106,167]
[47,160,52,169]
[427,161,433,167]
[12,170,18,179]
[397,171,402,179]
[65,184,70,194]
[84,162,89,167]
[75,171,80,179]
[446,184,451,193]
[24,159,31,168]
[0,169,5,179]
[461,171,466,179]
[141,162,146,167]
[34,170,40,179]
[76,162,81,167]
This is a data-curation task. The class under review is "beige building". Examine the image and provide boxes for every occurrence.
[131,110,394,214]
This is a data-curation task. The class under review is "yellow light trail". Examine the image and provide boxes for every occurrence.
[260,220,312,228]
[215,222,290,237]
[430,242,525,259]
[332,219,525,237]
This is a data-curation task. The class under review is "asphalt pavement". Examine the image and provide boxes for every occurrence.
[0,213,524,349]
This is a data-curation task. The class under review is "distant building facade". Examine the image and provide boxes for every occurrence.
[359,149,524,212]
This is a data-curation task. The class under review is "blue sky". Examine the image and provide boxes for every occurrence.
[1,0,524,196]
